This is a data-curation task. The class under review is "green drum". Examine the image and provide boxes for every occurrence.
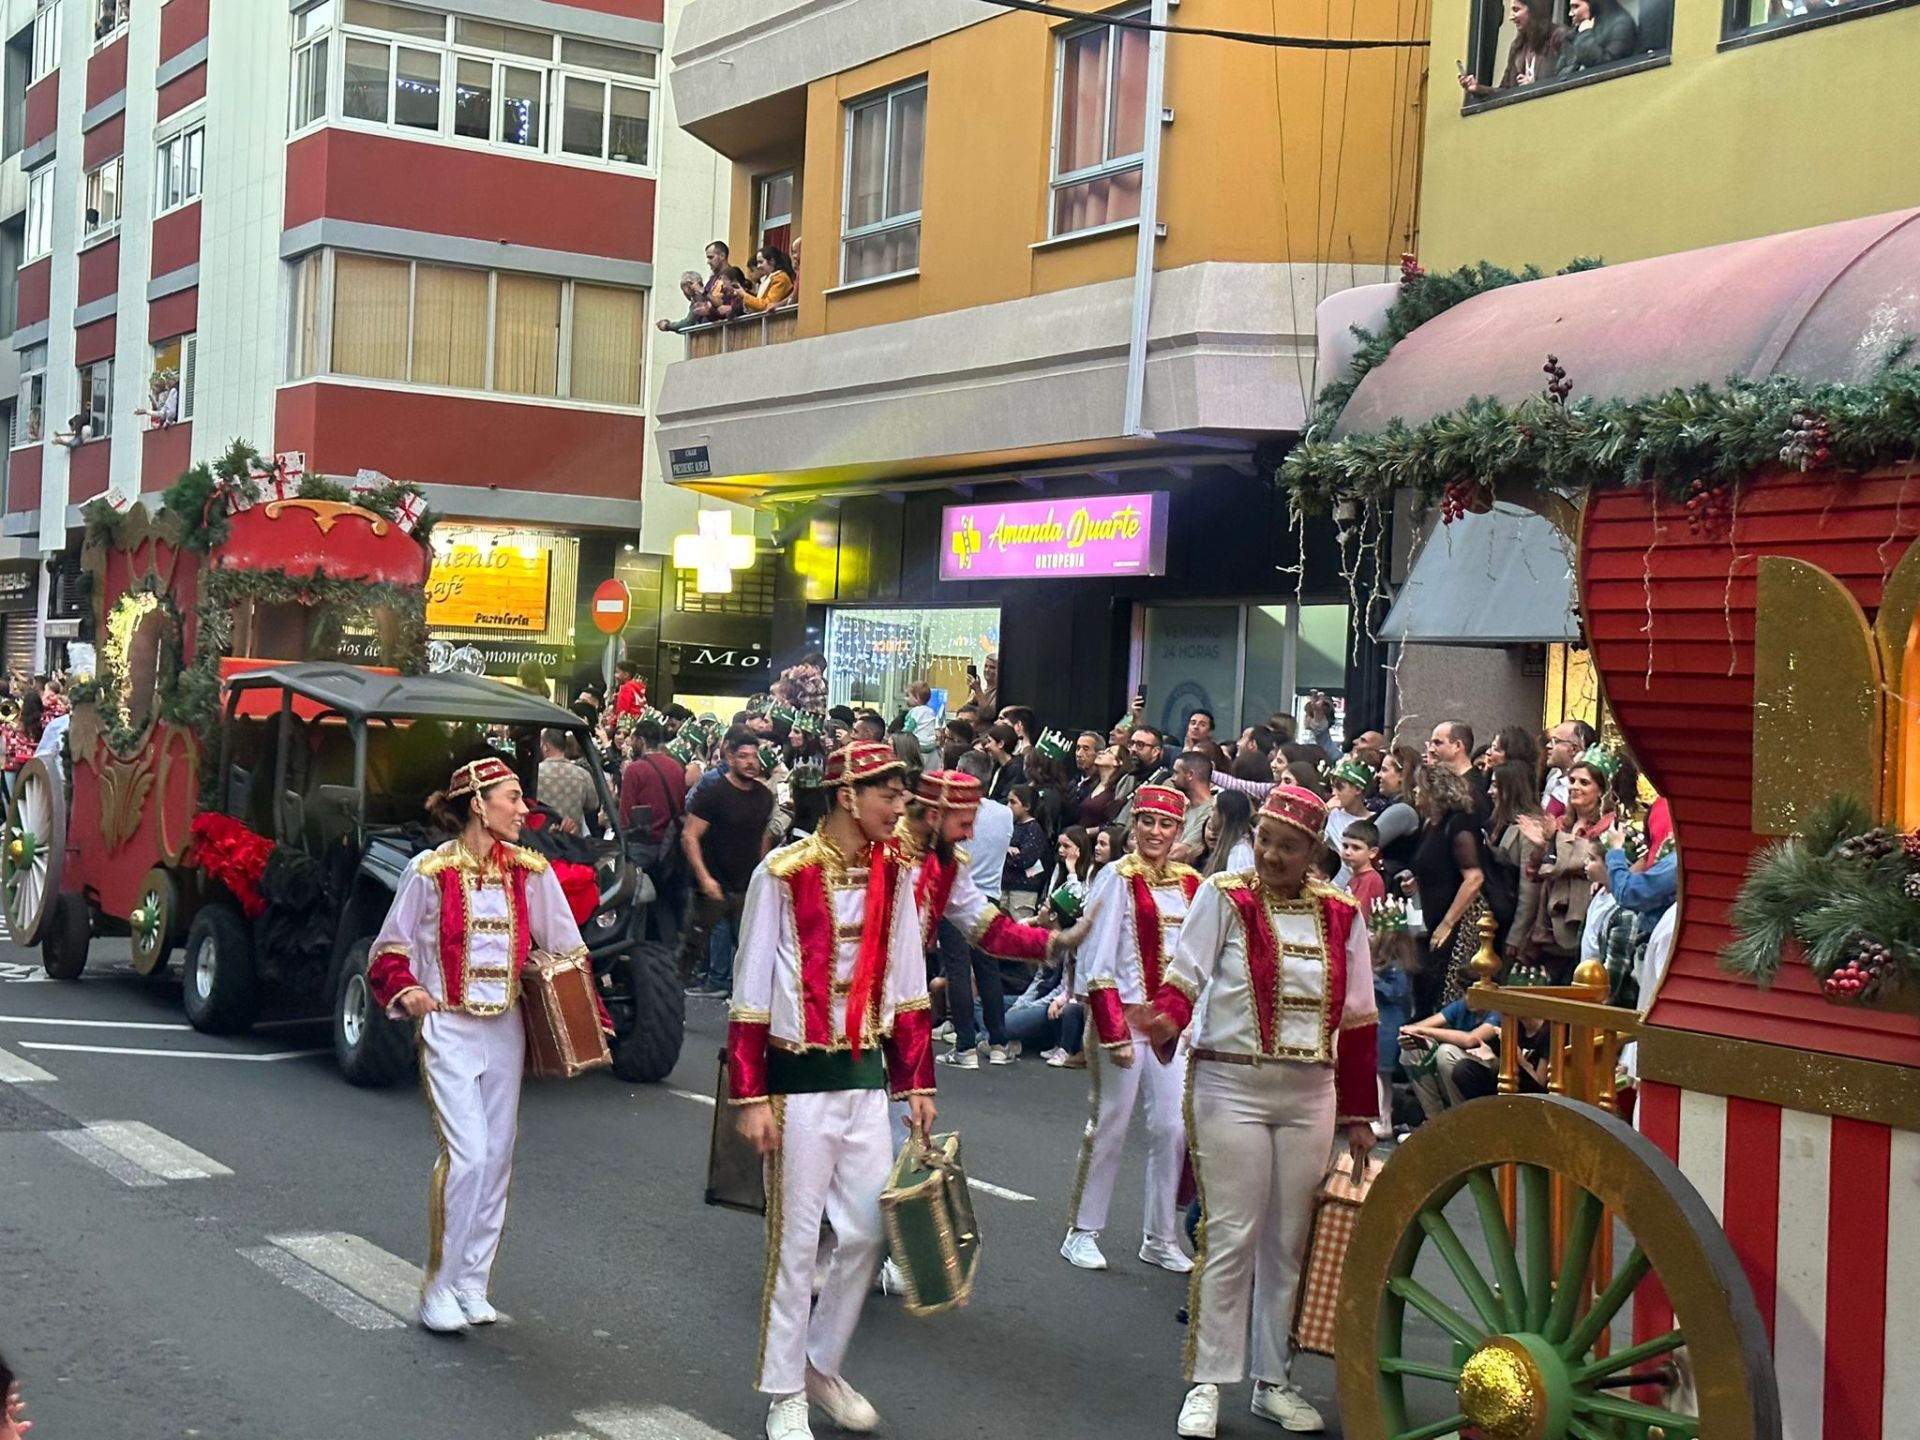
[880,1131,979,1317]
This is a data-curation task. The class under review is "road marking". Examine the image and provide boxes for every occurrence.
[83,1121,232,1180]
[0,1047,56,1083]
[0,1015,193,1030]
[568,1404,738,1440]
[667,1088,716,1107]
[18,1042,328,1062]
[48,1129,166,1188]
[255,1016,330,1031]
[239,1246,406,1331]
[966,1177,1035,1203]
[0,963,46,983]
[267,1232,465,1323]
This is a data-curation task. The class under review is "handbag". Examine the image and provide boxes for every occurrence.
[1289,1150,1376,1357]
[879,1129,980,1316]
[704,1047,767,1214]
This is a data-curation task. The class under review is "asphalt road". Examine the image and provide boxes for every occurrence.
[0,940,1475,1440]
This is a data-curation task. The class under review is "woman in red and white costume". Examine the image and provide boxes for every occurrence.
[1133,784,1378,1438]
[1063,782,1201,1274]
[367,756,607,1334]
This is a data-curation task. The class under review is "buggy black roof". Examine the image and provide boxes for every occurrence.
[224,662,588,728]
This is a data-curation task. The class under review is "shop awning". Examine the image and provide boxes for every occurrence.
[1379,504,1577,646]
[1337,208,1920,438]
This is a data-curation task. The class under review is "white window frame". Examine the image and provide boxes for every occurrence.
[31,0,64,82]
[82,155,124,244]
[289,247,647,409]
[91,0,128,51]
[289,1,661,171]
[838,78,927,286]
[1047,5,1150,239]
[25,169,55,262]
[154,124,205,216]
[757,170,794,249]
[149,334,195,424]
[13,347,48,451]
[291,3,335,135]
[79,357,112,440]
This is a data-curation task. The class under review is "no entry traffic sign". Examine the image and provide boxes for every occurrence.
[592,578,631,635]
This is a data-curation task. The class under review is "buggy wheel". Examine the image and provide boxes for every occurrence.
[128,866,183,977]
[610,941,686,1083]
[182,903,259,1034]
[41,891,90,981]
[333,938,415,1087]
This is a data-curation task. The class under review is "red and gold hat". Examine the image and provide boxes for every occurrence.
[915,770,982,815]
[824,741,908,788]
[448,755,516,799]
[1260,784,1328,839]
[1131,783,1186,822]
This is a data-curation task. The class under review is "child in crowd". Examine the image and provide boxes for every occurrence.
[1003,785,1049,910]
[1340,819,1386,917]
[1309,841,1342,885]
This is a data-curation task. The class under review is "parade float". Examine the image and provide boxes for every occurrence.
[1,442,683,1087]
[1276,209,1920,1440]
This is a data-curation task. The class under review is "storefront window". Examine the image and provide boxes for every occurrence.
[1140,601,1351,743]
[826,606,999,714]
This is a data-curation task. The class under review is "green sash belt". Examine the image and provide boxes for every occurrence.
[768,1047,885,1095]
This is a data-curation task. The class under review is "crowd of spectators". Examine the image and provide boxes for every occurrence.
[656,239,800,335]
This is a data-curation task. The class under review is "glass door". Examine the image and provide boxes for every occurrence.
[1138,601,1351,745]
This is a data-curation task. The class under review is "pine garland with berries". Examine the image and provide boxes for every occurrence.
[1720,793,1920,1005]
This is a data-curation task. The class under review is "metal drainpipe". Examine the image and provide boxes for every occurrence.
[1121,0,1170,439]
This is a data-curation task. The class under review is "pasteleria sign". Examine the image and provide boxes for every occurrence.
[939,492,1169,581]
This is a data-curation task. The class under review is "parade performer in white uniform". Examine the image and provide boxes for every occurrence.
[1062,782,1201,1273]
[728,742,936,1440]
[367,756,610,1334]
[1132,785,1378,1438]
[898,768,1058,965]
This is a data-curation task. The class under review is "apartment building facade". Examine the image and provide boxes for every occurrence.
[0,0,673,683]
[653,0,1428,735]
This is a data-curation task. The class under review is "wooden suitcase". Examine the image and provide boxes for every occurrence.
[521,950,613,1080]
[704,1048,767,1215]
[1289,1150,1375,1357]
[879,1131,979,1317]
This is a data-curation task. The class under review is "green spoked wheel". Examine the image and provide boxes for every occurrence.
[1335,1095,1779,1440]
[2,758,66,947]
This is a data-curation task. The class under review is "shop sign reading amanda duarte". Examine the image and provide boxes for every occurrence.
[939,491,1169,581]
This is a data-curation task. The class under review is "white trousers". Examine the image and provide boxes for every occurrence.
[420,1007,525,1300]
[1068,1031,1188,1242]
[1186,1060,1334,1385]
[758,1088,893,1395]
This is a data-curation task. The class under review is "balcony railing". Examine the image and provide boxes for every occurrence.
[682,307,799,359]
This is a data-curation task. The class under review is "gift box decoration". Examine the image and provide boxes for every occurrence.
[1289,1150,1375,1357]
[520,949,612,1080]
[880,1131,980,1317]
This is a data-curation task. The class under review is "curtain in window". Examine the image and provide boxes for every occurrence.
[569,285,645,405]
[1110,25,1148,158]
[332,254,411,381]
[411,264,489,389]
[886,87,925,217]
[1052,167,1141,236]
[1057,28,1109,175]
[494,274,561,396]
[846,100,888,231]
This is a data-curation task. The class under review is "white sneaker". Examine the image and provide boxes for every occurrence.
[1176,1383,1221,1438]
[875,1257,905,1295]
[453,1289,498,1325]
[418,1289,469,1334]
[1140,1236,1195,1273]
[935,1048,979,1070]
[1059,1228,1108,1270]
[806,1368,880,1433]
[931,1021,955,1042]
[765,1394,813,1440]
[1250,1382,1325,1432]
[988,1043,1018,1065]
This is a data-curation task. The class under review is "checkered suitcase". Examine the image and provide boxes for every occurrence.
[1289,1150,1375,1357]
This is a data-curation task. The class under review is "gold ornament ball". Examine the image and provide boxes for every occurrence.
[1457,1343,1540,1440]
[6,837,23,861]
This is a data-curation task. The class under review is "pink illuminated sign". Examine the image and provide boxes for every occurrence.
[939,491,1169,582]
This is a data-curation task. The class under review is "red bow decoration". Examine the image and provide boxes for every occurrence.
[188,813,275,918]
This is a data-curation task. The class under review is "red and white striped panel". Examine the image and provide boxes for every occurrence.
[1637,1081,1920,1440]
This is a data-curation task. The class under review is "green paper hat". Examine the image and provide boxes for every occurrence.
[1368,896,1411,936]
[1034,728,1072,762]
[1331,758,1376,791]
[789,757,827,791]
[663,737,696,765]
[1578,744,1622,781]
[758,743,781,775]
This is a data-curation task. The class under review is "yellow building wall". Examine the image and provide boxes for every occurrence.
[1419,0,1920,270]
[722,0,1430,338]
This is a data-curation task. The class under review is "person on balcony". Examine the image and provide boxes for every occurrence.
[731,246,796,315]
[1554,0,1639,77]
[1459,0,1568,96]
[655,271,710,333]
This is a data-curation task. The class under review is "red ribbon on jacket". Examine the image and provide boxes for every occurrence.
[844,845,899,1058]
